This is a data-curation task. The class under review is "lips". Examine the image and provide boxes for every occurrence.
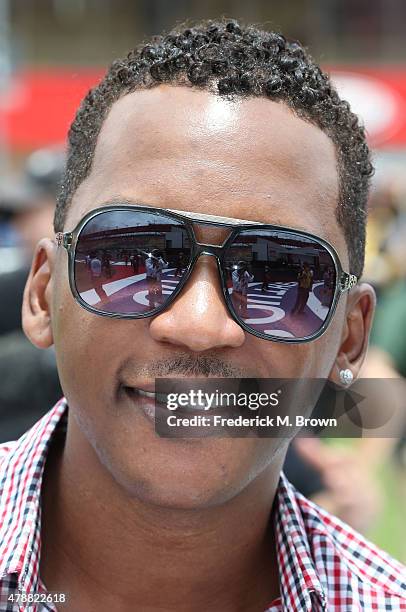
[123,387,159,421]
[123,384,250,423]
[124,387,217,414]
[137,389,171,405]
[123,386,218,439]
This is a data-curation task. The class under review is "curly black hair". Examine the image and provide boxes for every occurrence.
[56,19,373,277]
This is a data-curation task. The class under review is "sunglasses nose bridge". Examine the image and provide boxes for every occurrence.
[192,242,225,271]
[195,243,224,258]
[190,244,225,284]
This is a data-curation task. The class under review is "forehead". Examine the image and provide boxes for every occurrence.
[68,85,344,261]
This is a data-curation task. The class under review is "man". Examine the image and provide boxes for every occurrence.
[232,261,254,319]
[89,253,102,279]
[320,266,334,307]
[261,265,271,292]
[129,251,139,274]
[0,19,405,612]
[292,262,313,314]
[145,249,168,309]
[175,251,187,277]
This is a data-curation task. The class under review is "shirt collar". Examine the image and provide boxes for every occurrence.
[274,473,327,611]
[0,400,326,610]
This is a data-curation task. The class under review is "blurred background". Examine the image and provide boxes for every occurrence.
[0,0,405,561]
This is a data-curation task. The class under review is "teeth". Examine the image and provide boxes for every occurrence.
[138,390,155,398]
[137,390,169,404]
[134,389,224,411]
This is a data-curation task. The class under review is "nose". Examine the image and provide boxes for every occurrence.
[149,255,246,351]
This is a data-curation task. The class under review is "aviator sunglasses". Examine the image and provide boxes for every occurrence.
[56,205,357,343]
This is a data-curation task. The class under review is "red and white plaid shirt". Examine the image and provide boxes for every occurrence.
[0,399,405,611]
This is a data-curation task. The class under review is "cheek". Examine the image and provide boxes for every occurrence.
[247,302,346,379]
[54,312,106,403]
[247,340,324,378]
[51,275,117,406]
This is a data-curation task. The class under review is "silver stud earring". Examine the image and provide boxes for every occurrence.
[339,368,353,385]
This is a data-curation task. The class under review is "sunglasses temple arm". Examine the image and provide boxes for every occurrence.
[55,232,73,251]
[340,273,358,293]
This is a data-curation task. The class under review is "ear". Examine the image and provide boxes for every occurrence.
[22,238,56,349]
[328,283,376,385]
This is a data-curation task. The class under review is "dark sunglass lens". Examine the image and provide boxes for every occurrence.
[74,209,191,315]
[224,229,336,339]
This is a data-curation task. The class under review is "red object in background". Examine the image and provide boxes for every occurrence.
[329,67,406,149]
[0,69,104,150]
[1,67,406,150]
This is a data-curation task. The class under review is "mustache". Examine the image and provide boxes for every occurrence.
[120,353,247,379]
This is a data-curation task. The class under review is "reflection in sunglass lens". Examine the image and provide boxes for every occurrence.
[74,210,191,315]
[224,229,336,339]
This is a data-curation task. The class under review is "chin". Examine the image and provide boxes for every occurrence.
[97,438,263,510]
[88,413,285,510]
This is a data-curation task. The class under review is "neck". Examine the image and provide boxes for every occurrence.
[41,418,283,612]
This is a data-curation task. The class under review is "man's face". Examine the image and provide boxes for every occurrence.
[50,86,347,508]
